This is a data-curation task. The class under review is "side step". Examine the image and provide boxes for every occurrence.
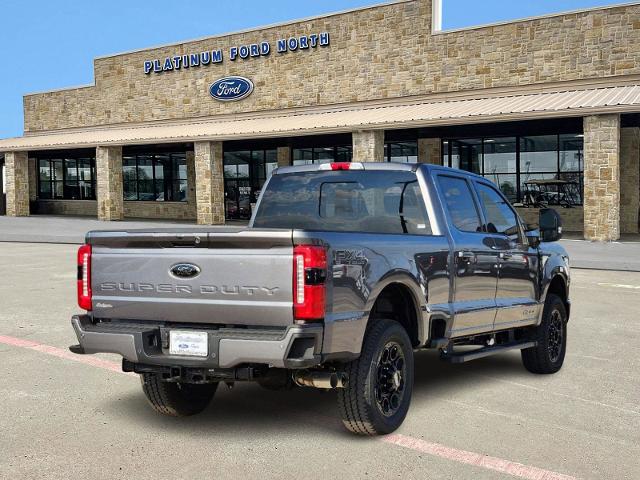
[441,341,537,364]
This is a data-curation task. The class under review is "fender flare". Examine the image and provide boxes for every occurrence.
[363,269,427,345]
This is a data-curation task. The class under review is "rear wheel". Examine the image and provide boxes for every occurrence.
[521,293,567,374]
[338,319,414,435]
[141,373,218,417]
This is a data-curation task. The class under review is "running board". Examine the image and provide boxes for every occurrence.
[441,341,537,364]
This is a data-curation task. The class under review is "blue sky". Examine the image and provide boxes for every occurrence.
[0,0,625,138]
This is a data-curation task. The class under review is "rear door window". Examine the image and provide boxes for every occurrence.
[437,175,482,232]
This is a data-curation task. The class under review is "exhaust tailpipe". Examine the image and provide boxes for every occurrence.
[293,371,348,389]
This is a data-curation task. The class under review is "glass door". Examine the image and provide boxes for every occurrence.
[223,149,277,220]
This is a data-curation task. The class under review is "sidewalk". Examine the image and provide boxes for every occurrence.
[1,215,639,271]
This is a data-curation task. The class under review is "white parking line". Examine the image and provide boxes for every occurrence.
[597,282,640,289]
[0,333,579,480]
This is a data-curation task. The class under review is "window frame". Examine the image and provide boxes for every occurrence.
[442,133,584,206]
[37,155,96,201]
[291,145,353,165]
[123,152,188,203]
[385,141,419,163]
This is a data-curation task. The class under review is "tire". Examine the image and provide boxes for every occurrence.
[338,319,414,436]
[140,373,218,417]
[521,293,567,374]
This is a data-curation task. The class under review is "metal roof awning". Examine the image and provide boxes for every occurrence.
[2,84,640,152]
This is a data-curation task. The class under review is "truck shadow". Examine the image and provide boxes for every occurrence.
[107,349,529,436]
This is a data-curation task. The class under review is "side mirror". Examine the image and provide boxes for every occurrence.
[539,208,563,242]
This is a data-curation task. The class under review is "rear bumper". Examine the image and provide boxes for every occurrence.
[70,315,323,369]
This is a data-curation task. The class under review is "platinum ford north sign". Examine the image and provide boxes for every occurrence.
[143,32,330,74]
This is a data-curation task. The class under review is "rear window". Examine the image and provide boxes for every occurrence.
[253,170,432,235]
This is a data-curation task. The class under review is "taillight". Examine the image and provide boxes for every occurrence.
[77,244,92,311]
[293,245,327,322]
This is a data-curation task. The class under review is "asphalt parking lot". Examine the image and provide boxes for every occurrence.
[1,243,639,480]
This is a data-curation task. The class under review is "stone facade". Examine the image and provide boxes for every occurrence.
[36,200,98,217]
[353,130,385,162]
[28,158,37,201]
[194,141,225,225]
[583,114,621,241]
[418,138,442,164]
[5,152,30,217]
[277,146,291,167]
[620,127,640,234]
[22,1,640,132]
[96,146,124,221]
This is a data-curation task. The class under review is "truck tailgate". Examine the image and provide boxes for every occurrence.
[88,229,294,327]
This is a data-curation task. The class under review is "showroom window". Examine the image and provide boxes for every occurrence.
[442,134,584,205]
[123,152,187,202]
[38,154,96,200]
[385,141,418,162]
[292,145,352,165]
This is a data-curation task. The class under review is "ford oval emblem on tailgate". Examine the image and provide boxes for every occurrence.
[170,263,201,279]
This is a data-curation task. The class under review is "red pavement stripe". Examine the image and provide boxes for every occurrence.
[0,334,132,375]
[382,434,578,480]
[0,333,579,480]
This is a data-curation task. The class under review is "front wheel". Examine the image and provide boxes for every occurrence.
[521,293,568,374]
[338,319,414,435]
[141,373,218,417]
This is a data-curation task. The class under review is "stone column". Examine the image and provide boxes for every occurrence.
[28,158,38,201]
[96,146,124,221]
[353,130,385,162]
[277,146,291,167]
[620,127,640,234]
[583,114,621,241]
[194,141,225,225]
[185,150,197,218]
[418,138,442,164]
[5,151,30,217]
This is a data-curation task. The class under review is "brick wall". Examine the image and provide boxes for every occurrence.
[23,1,640,132]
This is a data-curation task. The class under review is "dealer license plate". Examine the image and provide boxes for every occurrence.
[169,330,208,357]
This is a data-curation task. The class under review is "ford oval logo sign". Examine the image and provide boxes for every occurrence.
[170,263,201,279]
[209,76,254,102]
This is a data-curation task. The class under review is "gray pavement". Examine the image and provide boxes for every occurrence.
[1,242,639,480]
[2,215,640,271]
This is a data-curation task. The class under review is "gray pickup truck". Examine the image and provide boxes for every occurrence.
[70,162,570,435]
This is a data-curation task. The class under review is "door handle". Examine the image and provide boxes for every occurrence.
[457,251,476,262]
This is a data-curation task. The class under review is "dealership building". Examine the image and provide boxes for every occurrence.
[1,0,640,241]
